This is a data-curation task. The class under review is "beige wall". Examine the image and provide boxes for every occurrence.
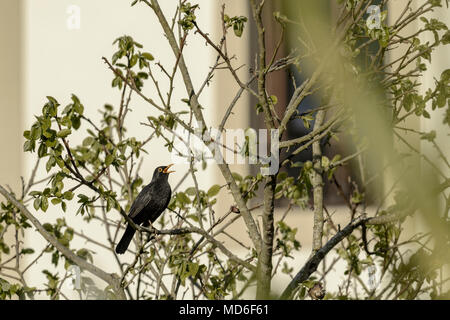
[419,2,450,174]
[0,0,22,190]
[0,0,23,272]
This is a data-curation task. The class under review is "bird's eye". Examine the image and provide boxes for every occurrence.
[158,168,162,172]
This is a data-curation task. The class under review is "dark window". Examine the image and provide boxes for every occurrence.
[248,0,384,206]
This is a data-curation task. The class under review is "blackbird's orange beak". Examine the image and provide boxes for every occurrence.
[163,163,175,174]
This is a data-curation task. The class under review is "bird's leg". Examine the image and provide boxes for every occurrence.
[143,221,156,241]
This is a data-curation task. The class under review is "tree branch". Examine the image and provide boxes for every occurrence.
[311,110,326,253]
[148,0,263,253]
[0,185,126,300]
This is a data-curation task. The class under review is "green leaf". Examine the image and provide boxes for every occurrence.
[141,52,154,61]
[82,136,95,147]
[186,214,199,222]
[185,187,197,196]
[269,95,278,105]
[46,96,59,107]
[277,172,288,181]
[72,116,81,130]
[291,162,303,168]
[331,154,342,163]
[176,192,191,205]
[1,281,11,292]
[38,143,48,158]
[23,140,35,152]
[436,93,446,108]
[233,19,246,37]
[41,196,49,212]
[442,30,450,44]
[73,102,84,115]
[29,191,41,197]
[23,130,31,140]
[130,54,138,67]
[57,129,72,138]
[43,223,53,233]
[105,154,115,166]
[21,248,35,255]
[106,197,113,212]
[30,125,42,140]
[112,51,122,65]
[76,248,93,263]
[231,172,242,182]
[63,191,74,200]
[189,262,200,277]
[421,130,436,141]
[321,156,330,169]
[207,184,221,197]
[33,198,41,211]
[51,251,60,266]
[64,228,74,242]
[46,157,56,172]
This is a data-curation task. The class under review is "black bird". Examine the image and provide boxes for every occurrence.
[115,164,175,254]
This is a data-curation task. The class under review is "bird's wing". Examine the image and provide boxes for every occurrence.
[128,185,153,219]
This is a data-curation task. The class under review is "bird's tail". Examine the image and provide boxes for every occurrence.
[115,225,136,254]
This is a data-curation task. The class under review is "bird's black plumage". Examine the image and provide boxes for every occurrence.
[115,164,174,254]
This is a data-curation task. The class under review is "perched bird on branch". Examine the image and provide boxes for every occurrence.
[115,164,175,254]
